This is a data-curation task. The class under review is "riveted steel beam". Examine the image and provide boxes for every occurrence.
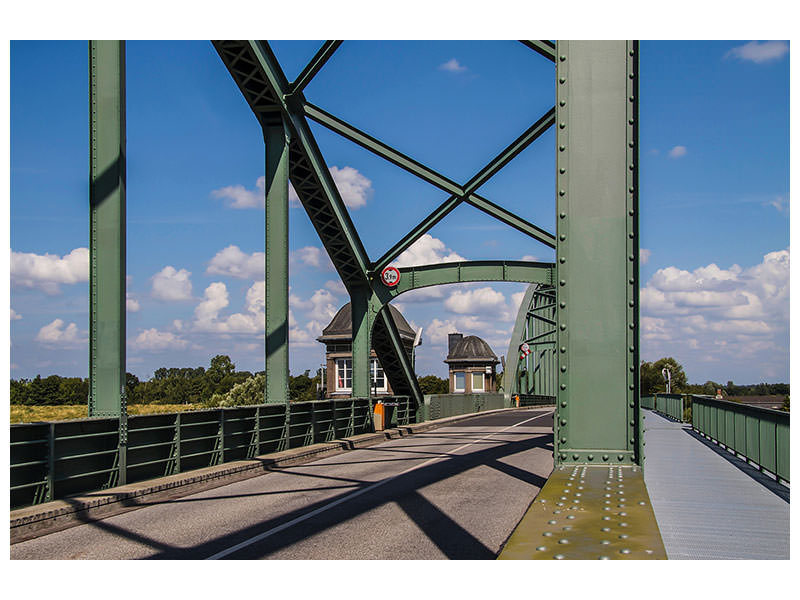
[554,41,640,466]
[350,286,372,399]
[89,40,126,419]
[519,40,556,62]
[290,41,342,94]
[465,193,556,247]
[371,303,423,407]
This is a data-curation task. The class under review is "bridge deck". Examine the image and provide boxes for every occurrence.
[643,410,790,559]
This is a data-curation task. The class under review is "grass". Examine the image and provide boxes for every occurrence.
[10,404,204,424]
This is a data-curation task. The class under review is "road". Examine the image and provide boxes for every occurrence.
[11,408,554,560]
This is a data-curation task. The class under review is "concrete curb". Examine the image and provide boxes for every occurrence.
[10,406,548,544]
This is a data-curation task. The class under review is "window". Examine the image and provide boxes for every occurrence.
[335,358,352,391]
[472,372,484,392]
[370,358,387,392]
[454,371,465,392]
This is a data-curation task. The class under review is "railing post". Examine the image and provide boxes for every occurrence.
[46,423,55,503]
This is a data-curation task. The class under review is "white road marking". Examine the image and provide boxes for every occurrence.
[206,410,553,559]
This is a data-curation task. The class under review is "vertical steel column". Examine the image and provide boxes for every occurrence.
[350,286,372,399]
[264,119,290,404]
[89,41,126,419]
[554,41,639,466]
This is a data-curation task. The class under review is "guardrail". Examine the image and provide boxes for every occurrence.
[691,395,789,483]
[420,393,507,421]
[515,394,557,407]
[10,397,387,509]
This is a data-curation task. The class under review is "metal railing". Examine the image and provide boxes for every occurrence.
[515,394,557,407]
[691,395,789,483]
[10,397,384,509]
[420,393,507,421]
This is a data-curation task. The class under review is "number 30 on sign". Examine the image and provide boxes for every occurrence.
[381,266,400,287]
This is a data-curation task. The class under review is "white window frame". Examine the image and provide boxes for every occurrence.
[454,371,466,393]
[335,358,352,392]
[471,371,485,393]
[370,358,387,393]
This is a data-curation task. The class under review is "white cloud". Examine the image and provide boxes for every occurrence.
[151,266,193,301]
[126,294,140,313]
[212,166,372,211]
[11,247,88,294]
[521,254,538,262]
[725,41,788,64]
[132,328,188,351]
[36,319,86,347]
[393,234,465,268]
[640,248,789,380]
[325,279,347,295]
[766,195,789,214]
[192,281,265,335]
[10,309,22,321]
[445,286,507,315]
[668,145,687,159]
[640,249,651,265]
[439,58,467,73]
[207,245,264,279]
[426,316,511,352]
[291,246,334,270]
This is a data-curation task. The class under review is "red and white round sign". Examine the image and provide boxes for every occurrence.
[380,266,401,287]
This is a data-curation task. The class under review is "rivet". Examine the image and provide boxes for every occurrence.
[629,209,634,216]
[559,280,566,287]
[559,77,566,84]
[629,384,635,390]
[629,346,635,352]
[560,55,566,61]
[629,95,635,102]
[619,534,629,540]
[620,548,631,554]
[560,384,567,390]
[559,145,565,151]
[561,419,567,426]
[560,401,567,407]
[629,402,634,407]
[630,438,635,444]
[629,73,634,79]
[536,546,547,551]
[562,526,572,531]
[560,437,567,444]
[628,301,634,307]
[629,141,635,148]
[559,167,566,174]
[559,122,566,129]
[628,118,634,125]
[559,301,566,308]
[629,278,635,284]
[554,554,565,560]
[629,49,635,56]
[559,100,566,107]
[629,164,635,170]
[602,454,609,461]
[559,454,567,461]
[601,527,611,532]
[543,532,553,537]
[619,512,627,517]
[566,515,575,520]
[629,323,635,329]
[559,189,566,196]
[558,539,570,545]
[618,455,624,461]
[629,420,635,426]
[572,453,579,460]
[587,454,594,461]
[559,234,566,241]
[629,231,635,238]
[602,516,611,521]
[638,501,646,506]
[559,257,566,264]
[559,212,566,219]
[601,540,610,545]
[629,254,634,261]
[628,186,634,193]
[561,366,567,372]
[561,346,567,353]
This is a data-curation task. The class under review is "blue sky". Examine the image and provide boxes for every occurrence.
[8,40,790,385]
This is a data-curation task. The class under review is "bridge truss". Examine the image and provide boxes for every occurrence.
[88,40,640,467]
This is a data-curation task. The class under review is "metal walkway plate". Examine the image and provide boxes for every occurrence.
[643,410,790,559]
[498,465,666,559]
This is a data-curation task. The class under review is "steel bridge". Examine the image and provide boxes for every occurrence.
[9,40,789,559]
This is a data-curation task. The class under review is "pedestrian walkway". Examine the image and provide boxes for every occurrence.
[642,410,789,559]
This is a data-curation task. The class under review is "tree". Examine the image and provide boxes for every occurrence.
[418,375,448,395]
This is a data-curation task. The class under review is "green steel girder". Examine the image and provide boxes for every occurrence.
[370,303,423,406]
[373,260,554,306]
[554,41,640,466]
[89,41,127,420]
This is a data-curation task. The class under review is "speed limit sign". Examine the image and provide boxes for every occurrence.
[381,266,401,287]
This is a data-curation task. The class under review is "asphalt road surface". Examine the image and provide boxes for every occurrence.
[12,408,554,560]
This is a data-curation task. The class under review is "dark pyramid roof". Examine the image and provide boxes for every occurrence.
[445,335,499,363]
[319,302,416,340]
